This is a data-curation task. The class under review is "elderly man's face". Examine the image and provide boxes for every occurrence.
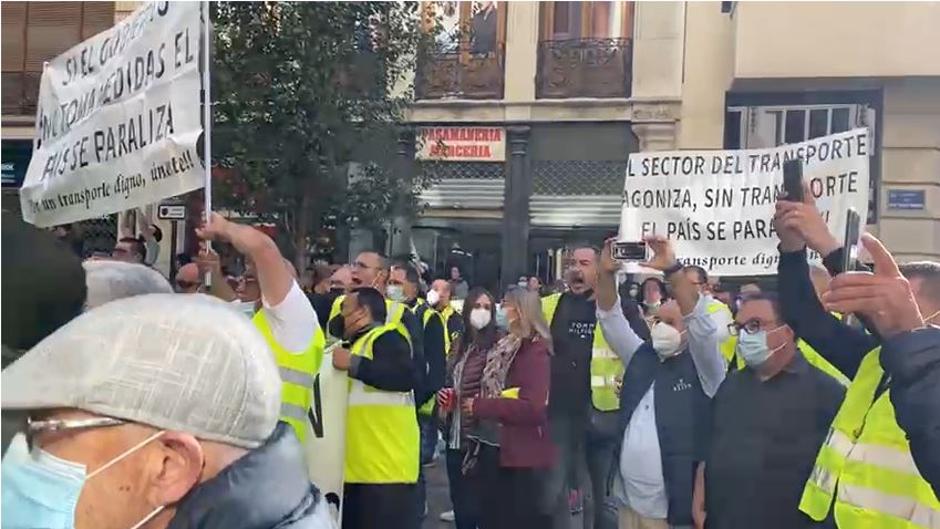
[430,279,451,307]
[111,242,141,264]
[21,409,204,529]
[174,264,202,294]
[329,266,353,292]
[236,261,261,303]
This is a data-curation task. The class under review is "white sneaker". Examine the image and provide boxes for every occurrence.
[439,510,455,522]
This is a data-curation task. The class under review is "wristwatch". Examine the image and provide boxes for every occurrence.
[663,262,684,278]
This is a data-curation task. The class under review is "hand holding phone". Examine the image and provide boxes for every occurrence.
[841,208,861,274]
[612,241,648,262]
[783,159,804,202]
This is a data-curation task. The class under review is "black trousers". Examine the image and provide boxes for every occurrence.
[446,448,480,529]
[473,444,551,529]
[342,483,417,529]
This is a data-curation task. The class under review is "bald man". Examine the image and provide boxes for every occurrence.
[429,278,463,353]
[174,263,202,294]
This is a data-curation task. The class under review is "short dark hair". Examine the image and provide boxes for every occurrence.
[684,265,708,285]
[569,242,600,259]
[360,250,388,272]
[2,212,86,363]
[391,261,420,287]
[899,261,940,305]
[351,287,387,322]
[739,292,783,319]
[118,237,147,262]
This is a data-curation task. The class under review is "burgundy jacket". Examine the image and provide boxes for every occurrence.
[473,335,557,469]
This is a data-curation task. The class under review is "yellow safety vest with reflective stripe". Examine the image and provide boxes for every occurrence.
[414,302,448,416]
[345,325,420,484]
[799,347,940,528]
[542,293,623,412]
[439,305,460,356]
[706,300,739,367]
[252,311,325,443]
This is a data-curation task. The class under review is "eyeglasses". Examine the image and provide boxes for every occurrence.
[23,416,126,451]
[728,319,780,336]
[176,280,200,290]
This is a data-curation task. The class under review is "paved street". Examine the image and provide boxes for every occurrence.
[423,458,453,529]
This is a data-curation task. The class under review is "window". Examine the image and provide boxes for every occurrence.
[726,104,871,149]
[725,99,880,223]
[540,1,633,41]
[422,1,506,54]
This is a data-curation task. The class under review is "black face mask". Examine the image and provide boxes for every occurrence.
[329,288,344,297]
[328,314,345,338]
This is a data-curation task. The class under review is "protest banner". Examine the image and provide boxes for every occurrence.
[620,129,871,276]
[305,346,349,521]
[20,1,204,227]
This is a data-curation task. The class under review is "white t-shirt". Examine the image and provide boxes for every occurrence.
[261,281,320,353]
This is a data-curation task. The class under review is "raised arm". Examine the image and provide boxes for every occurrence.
[196,213,293,306]
[643,236,726,396]
[597,238,645,364]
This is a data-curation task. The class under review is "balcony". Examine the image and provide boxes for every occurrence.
[536,38,632,99]
[415,45,505,100]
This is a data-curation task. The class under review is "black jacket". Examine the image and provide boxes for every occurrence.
[880,327,940,499]
[778,247,878,379]
[167,424,332,529]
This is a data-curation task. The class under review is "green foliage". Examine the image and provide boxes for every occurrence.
[212,1,434,257]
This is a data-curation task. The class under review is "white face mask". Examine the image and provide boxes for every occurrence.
[469,308,492,330]
[426,289,441,307]
[651,321,685,359]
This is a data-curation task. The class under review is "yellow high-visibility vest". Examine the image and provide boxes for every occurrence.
[542,293,623,412]
[799,347,940,528]
[706,300,739,367]
[345,325,419,484]
[252,311,325,443]
[413,302,447,416]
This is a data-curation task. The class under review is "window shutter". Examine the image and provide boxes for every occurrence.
[25,2,83,71]
[1,2,27,71]
[81,2,115,40]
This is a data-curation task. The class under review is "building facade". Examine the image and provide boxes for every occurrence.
[405,1,940,292]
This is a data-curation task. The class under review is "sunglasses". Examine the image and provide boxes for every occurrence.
[176,280,200,290]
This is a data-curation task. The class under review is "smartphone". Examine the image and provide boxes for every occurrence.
[841,208,861,274]
[783,159,804,202]
[612,241,648,262]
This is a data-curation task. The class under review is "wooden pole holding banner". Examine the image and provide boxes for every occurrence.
[202,0,213,287]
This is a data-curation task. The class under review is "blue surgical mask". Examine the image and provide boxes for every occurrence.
[1,431,166,529]
[386,285,406,303]
[736,326,786,367]
[496,306,509,329]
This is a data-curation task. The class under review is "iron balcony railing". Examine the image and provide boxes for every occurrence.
[536,38,632,99]
[415,44,505,100]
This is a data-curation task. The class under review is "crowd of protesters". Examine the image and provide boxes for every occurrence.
[2,183,939,529]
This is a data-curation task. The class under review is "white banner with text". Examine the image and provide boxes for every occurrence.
[20,1,203,227]
[620,129,871,276]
